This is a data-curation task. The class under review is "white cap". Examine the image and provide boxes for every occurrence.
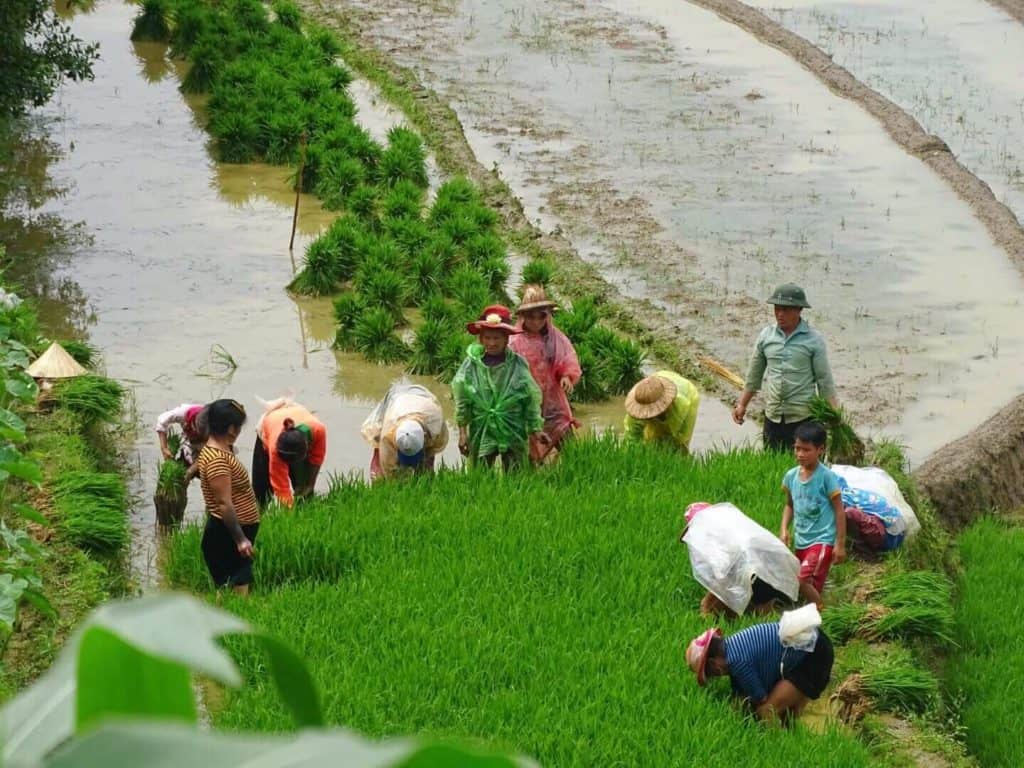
[395,420,425,456]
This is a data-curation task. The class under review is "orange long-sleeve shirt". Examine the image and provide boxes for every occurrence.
[258,404,327,506]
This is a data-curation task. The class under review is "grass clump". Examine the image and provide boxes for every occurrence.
[164,440,871,765]
[53,376,124,427]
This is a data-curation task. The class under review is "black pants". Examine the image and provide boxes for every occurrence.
[201,517,259,587]
[251,435,303,506]
[763,416,810,453]
[783,630,834,700]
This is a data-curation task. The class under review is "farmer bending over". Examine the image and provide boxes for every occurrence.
[252,399,327,507]
[623,371,700,453]
[155,403,209,467]
[781,422,846,607]
[687,622,834,724]
[362,381,449,480]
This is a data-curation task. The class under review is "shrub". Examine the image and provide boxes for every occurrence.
[353,308,409,364]
[378,127,428,189]
[131,0,172,42]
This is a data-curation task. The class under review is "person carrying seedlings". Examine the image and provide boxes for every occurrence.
[686,620,834,724]
[781,422,847,607]
[362,381,449,480]
[155,403,209,466]
[681,502,800,618]
[252,398,327,507]
[509,284,581,463]
[732,283,838,452]
[452,305,545,471]
[196,399,260,596]
[623,371,700,453]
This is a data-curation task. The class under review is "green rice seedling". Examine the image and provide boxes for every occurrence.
[408,318,450,376]
[332,292,364,351]
[425,232,459,270]
[228,0,270,34]
[325,64,353,92]
[58,339,97,368]
[308,27,343,65]
[356,238,405,278]
[169,2,211,56]
[554,295,600,343]
[289,236,340,296]
[440,212,480,246]
[346,184,381,228]
[318,123,381,171]
[599,335,646,396]
[154,459,188,527]
[53,471,127,553]
[386,217,431,259]
[876,571,952,609]
[445,265,490,318]
[262,108,305,165]
[421,293,457,327]
[271,0,301,30]
[53,471,127,509]
[520,259,555,287]
[478,255,510,296]
[859,649,940,714]
[54,376,124,427]
[821,603,868,644]
[468,202,500,232]
[353,308,409,364]
[131,0,172,42]
[382,180,424,221]
[378,127,428,189]
[569,343,609,403]
[809,396,865,465]
[318,215,370,282]
[410,251,445,304]
[865,604,955,646]
[314,155,366,211]
[463,233,506,268]
[211,109,262,164]
[357,270,409,325]
[292,70,333,103]
[180,38,224,94]
[432,176,480,210]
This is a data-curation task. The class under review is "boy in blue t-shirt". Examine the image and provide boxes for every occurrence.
[781,422,846,607]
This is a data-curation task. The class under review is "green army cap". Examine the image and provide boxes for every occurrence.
[767,283,810,308]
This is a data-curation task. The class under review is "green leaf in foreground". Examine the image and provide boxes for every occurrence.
[0,574,28,631]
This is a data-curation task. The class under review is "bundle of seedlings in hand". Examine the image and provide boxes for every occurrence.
[54,376,124,427]
[131,0,172,42]
[154,458,189,527]
[53,471,128,552]
[520,258,555,287]
[353,308,409,364]
[809,395,864,464]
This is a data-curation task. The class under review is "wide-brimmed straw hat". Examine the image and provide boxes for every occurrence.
[624,374,677,420]
[686,627,722,686]
[466,305,521,335]
[26,342,88,380]
[516,284,558,314]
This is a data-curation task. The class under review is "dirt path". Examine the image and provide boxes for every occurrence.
[985,0,1024,23]
[685,0,1024,273]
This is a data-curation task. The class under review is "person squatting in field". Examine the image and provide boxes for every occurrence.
[733,284,838,452]
[681,502,800,618]
[623,371,700,453]
[687,622,834,724]
[362,381,449,480]
[781,422,847,607]
[252,398,327,507]
[509,284,581,464]
[452,305,545,471]
[196,399,260,596]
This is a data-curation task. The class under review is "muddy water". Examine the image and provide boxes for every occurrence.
[324,0,1024,463]
[9,2,751,580]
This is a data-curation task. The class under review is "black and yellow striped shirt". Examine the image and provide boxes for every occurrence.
[196,445,260,525]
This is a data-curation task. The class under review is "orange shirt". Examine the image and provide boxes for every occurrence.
[258,404,327,506]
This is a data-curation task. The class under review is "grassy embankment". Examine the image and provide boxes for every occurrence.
[165,437,966,766]
[132,0,645,399]
[0,276,130,700]
[949,518,1024,767]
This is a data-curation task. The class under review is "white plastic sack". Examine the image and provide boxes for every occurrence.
[831,465,921,537]
[682,503,800,615]
[779,603,821,651]
[361,381,445,448]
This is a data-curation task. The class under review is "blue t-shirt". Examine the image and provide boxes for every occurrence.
[783,464,840,549]
[725,622,807,703]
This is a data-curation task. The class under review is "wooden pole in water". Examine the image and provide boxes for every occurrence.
[289,132,307,251]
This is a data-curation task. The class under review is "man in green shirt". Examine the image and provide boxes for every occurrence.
[732,284,837,452]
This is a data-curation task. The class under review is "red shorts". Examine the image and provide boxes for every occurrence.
[796,544,834,594]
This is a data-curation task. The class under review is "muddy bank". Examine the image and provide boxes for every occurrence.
[688,0,1024,270]
[985,0,1024,24]
[914,394,1024,525]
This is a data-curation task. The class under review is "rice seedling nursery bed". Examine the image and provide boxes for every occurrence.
[950,517,1024,767]
[166,439,876,765]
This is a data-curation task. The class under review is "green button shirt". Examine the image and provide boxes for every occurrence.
[743,320,836,423]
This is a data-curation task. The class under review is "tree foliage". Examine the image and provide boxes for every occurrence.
[0,0,99,118]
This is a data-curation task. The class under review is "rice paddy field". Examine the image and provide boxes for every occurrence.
[163,440,881,765]
[950,518,1024,767]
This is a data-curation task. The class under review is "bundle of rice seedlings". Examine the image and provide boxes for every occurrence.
[355,239,404,282]
[865,604,956,647]
[809,395,865,465]
[445,266,490,318]
[554,295,599,343]
[54,471,127,508]
[421,294,457,327]
[821,603,868,644]
[408,318,450,376]
[180,39,224,94]
[169,2,211,56]
[154,459,188,527]
[53,471,128,552]
[410,251,445,304]
[876,571,952,608]
[467,203,499,232]
[272,0,302,30]
[357,270,409,325]
[346,184,381,227]
[353,308,409,364]
[332,292,364,351]
[386,217,431,258]
[569,344,609,403]
[597,335,646,396]
[263,109,304,165]
[463,233,506,268]
[289,237,340,296]
[57,340,97,368]
[478,256,510,296]
[315,154,366,211]
[440,213,480,246]
[520,259,555,288]
[308,27,342,64]
[433,177,479,209]
[131,0,172,42]
[859,652,940,714]
[379,127,428,189]
[54,376,124,426]
[230,0,270,34]
[321,215,370,282]
[211,109,261,163]
[382,180,424,221]
[437,331,473,383]
[425,233,459,270]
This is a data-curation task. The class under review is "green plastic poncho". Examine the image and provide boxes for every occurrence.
[452,344,544,464]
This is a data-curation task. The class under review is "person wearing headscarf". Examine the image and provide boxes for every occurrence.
[451,305,544,471]
[509,284,581,463]
[362,381,449,480]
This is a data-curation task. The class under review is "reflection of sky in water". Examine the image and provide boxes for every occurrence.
[341,0,1024,461]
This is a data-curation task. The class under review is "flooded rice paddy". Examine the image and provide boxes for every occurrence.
[324,0,1024,462]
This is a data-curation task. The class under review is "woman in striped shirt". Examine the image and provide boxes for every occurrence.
[196,399,261,595]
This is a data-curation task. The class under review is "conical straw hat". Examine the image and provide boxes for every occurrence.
[624,374,677,420]
[26,342,88,379]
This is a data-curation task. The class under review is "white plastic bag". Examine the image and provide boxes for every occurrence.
[778,603,821,651]
[831,465,921,537]
[361,381,445,448]
[682,503,800,615]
